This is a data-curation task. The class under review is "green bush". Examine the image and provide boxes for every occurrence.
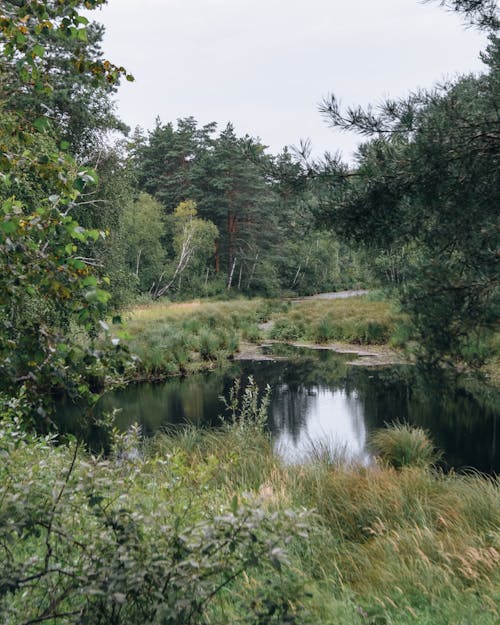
[311,317,334,343]
[0,418,308,625]
[270,319,304,341]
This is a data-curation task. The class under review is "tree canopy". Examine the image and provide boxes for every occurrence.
[0,0,133,422]
[317,16,499,369]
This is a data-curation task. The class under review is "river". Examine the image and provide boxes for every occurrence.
[57,343,499,473]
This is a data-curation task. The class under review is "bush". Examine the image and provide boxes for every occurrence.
[312,317,335,343]
[270,319,304,341]
[0,418,308,625]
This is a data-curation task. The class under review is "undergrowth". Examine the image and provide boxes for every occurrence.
[121,299,283,379]
[1,404,498,624]
[120,296,404,383]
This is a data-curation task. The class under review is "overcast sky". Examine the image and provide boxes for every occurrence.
[93,0,488,159]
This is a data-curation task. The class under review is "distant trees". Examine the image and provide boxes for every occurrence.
[133,118,369,297]
[151,200,219,298]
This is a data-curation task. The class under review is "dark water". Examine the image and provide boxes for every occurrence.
[57,345,499,472]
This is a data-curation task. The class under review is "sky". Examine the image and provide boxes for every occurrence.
[92,0,489,160]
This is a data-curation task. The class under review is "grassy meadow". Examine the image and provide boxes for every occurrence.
[2,412,498,625]
[120,295,404,380]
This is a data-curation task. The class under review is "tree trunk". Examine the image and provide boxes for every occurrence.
[227,257,237,290]
[135,249,142,278]
[215,241,220,273]
[227,211,238,279]
[247,253,259,289]
[291,263,301,289]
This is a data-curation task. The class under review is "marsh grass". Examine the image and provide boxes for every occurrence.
[369,421,442,469]
[123,298,278,379]
[122,296,406,381]
[146,423,499,624]
[269,297,402,345]
[3,408,498,624]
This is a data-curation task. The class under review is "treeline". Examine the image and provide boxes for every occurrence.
[87,119,370,303]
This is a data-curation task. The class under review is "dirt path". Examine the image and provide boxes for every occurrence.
[287,289,369,302]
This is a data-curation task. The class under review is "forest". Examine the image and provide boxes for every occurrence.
[0,1,498,624]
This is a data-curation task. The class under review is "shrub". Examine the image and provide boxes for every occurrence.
[270,319,303,341]
[0,419,309,625]
[312,317,334,343]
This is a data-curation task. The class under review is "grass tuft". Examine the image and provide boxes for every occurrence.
[370,421,442,469]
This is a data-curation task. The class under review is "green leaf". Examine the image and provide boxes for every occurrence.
[32,44,45,58]
[69,259,86,270]
[1,221,17,235]
[73,178,85,193]
[95,289,111,304]
[82,276,98,287]
[59,140,70,151]
[33,117,50,132]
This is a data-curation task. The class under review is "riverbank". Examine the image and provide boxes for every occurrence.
[119,295,499,388]
[3,415,498,624]
[121,295,404,381]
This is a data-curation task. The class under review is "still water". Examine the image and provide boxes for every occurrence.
[58,345,499,472]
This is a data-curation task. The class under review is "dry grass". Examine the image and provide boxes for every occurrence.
[269,296,403,345]
[152,424,500,624]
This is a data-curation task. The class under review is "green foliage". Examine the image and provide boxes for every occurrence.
[0,1,132,154]
[134,118,372,297]
[120,192,167,292]
[270,319,305,341]
[428,0,499,29]
[269,297,400,346]
[124,299,278,379]
[220,376,271,433]
[277,231,372,296]
[0,0,132,422]
[152,200,219,299]
[1,388,499,625]
[319,32,500,369]
[0,418,308,625]
[370,422,442,469]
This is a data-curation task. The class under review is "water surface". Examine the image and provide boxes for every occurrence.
[57,345,499,472]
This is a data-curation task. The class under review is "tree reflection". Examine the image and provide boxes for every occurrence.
[56,346,499,472]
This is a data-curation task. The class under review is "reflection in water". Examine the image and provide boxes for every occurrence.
[56,346,499,473]
[273,386,370,464]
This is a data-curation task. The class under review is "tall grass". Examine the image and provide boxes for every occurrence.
[269,296,402,345]
[122,296,405,381]
[146,422,499,624]
[369,421,442,469]
[122,299,279,379]
[3,403,498,624]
